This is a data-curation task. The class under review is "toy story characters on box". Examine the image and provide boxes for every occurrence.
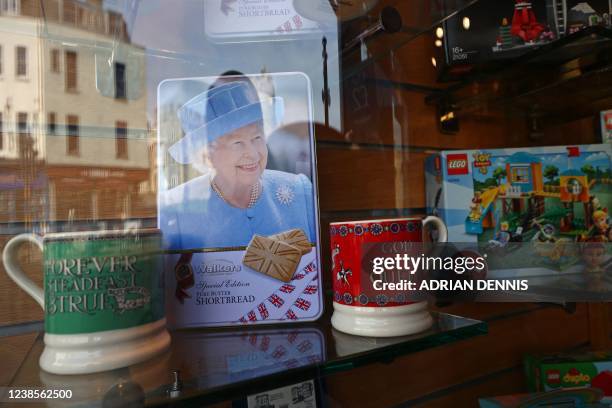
[469,192,484,222]
[425,144,611,274]
[589,208,611,241]
[487,221,512,249]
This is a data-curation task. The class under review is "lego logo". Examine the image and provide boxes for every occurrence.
[546,369,561,384]
[448,160,466,169]
[447,154,469,175]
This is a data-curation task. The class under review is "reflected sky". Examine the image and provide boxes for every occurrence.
[102,0,342,130]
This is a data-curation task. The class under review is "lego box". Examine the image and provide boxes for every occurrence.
[525,351,612,400]
[425,144,612,274]
[436,0,555,81]
[435,0,612,81]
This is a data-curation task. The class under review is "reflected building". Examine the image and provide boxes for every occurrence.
[158,100,185,191]
[0,0,152,232]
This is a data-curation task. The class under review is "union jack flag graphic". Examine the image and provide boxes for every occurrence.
[292,15,303,29]
[247,311,257,322]
[285,309,298,320]
[297,340,312,353]
[294,273,306,280]
[278,20,292,32]
[260,336,270,352]
[287,332,298,344]
[239,317,247,323]
[279,284,295,293]
[294,298,311,311]
[303,285,318,295]
[272,345,286,359]
[258,303,269,320]
[248,334,257,346]
[268,294,284,308]
[304,262,317,273]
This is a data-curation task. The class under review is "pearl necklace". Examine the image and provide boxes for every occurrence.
[211,179,261,209]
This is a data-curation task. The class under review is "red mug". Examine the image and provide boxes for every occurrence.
[329,216,447,337]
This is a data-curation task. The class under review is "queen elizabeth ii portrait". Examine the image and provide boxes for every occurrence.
[158,74,317,250]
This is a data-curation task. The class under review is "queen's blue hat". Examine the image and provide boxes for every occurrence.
[169,81,283,165]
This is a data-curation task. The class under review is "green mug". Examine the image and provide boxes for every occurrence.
[2,229,170,374]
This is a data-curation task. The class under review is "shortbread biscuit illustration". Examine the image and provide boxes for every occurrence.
[243,235,301,282]
[269,229,312,255]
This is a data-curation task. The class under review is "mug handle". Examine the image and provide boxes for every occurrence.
[2,234,45,309]
[423,216,448,243]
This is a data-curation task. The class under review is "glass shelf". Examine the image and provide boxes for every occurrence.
[339,0,485,81]
[343,0,612,128]
[8,311,485,406]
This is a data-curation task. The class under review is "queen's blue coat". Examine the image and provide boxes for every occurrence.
[159,170,316,250]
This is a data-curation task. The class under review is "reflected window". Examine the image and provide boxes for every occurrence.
[114,62,126,99]
[17,112,27,153]
[1,0,19,14]
[116,120,128,159]
[15,46,26,77]
[63,0,76,24]
[48,112,56,135]
[66,114,79,156]
[51,49,60,73]
[77,5,84,26]
[17,112,27,134]
[65,50,77,91]
[109,11,126,39]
